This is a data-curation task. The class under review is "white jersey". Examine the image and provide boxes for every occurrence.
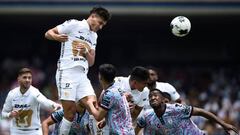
[1,86,57,133]
[56,19,97,71]
[143,82,181,110]
[114,76,148,107]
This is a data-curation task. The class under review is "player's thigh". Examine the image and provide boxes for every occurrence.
[76,76,96,101]
[56,69,78,101]
[61,100,77,120]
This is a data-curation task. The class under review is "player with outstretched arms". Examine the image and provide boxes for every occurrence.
[1,68,61,135]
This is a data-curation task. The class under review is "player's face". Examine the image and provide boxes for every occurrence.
[133,80,148,92]
[89,14,107,32]
[148,69,158,84]
[18,73,32,90]
[149,90,164,108]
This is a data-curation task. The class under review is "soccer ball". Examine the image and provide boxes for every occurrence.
[170,16,191,37]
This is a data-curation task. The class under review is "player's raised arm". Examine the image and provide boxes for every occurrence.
[45,27,68,42]
[192,107,239,134]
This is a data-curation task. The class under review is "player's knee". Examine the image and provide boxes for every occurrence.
[63,106,76,121]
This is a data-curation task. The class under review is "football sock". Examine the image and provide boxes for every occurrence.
[59,117,72,135]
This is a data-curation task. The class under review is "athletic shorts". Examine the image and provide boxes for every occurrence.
[11,128,42,135]
[56,66,96,101]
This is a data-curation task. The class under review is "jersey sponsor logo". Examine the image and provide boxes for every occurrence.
[73,57,86,62]
[75,35,93,46]
[62,83,72,90]
[14,104,30,108]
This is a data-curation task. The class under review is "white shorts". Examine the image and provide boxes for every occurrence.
[11,128,42,135]
[56,66,96,101]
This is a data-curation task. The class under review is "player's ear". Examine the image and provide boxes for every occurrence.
[17,75,21,81]
[98,73,103,82]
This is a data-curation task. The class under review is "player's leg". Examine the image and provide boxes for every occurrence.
[79,95,101,135]
[59,100,76,135]
[56,68,77,135]
[76,72,100,135]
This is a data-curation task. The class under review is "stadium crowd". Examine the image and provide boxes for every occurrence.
[0,58,239,135]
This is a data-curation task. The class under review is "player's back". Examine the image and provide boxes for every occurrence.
[100,82,135,135]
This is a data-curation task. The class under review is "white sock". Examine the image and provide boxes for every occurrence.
[59,117,72,135]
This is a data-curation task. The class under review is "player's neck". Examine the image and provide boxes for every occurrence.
[20,87,28,94]
[147,82,156,90]
[102,81,114,90]
[154,104,166,117]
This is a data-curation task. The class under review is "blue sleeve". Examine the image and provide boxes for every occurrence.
[51,109,64,123]
[100,90,114,110]
[173,103,192,118]
[137,114,146,128]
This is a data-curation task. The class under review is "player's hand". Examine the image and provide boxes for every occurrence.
[10,110,20,118]
[223,123,239,135]
[54,34,68,42]
[128,101,136,113]
[98,119,106,129]
[123,92,133,102]
[53,103,62,111]
[72,40,91,56]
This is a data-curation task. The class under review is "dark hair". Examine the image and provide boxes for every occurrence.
[146,66,159,74]
[99,64,116,83]
[130,66,149,82]
[150,88,171,100]
[18,68,32,76]
[90,6,111,22]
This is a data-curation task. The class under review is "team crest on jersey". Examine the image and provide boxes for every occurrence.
[166,118,173,125]
[75,35,93,46]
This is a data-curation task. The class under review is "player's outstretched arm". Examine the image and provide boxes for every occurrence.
[87,101,107,121]
[192,107,239,134]
[36,91,61,111]
[45,27,68,42]
[42,116,56,135]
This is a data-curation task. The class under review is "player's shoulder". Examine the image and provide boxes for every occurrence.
[65,19,80,24]
[103,89,114,97]
[167,103,185,111]
[114,76,128,83]
[29,85,40,92]
[142,87,150,94]
[142,108,155,117]
[28,86,41,97]
[7,87,19,96]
